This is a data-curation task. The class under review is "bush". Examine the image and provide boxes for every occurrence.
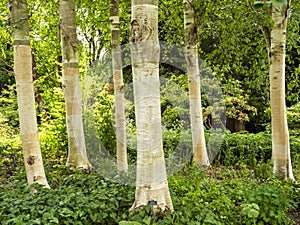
[39,88,68,168]
[214,132,272,167]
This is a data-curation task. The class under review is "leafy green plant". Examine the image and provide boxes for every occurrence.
[243,182,295,224]
[0,164,299,225]
[222,78,257,123]
[0,112,22,178]
[39,88,67,168]
[241,203,260,221]
[0,84,19,127]
[215,132,272,167]
[287,102,300,130]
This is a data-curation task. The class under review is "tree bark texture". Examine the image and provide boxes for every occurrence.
[183,0,209,166]
[270,1,294,179]
[9,0,49,187]
[59,0,91,170]
[130,0,173,212]
[110,0,128,172]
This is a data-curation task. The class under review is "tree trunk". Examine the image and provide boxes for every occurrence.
[59,0,91,170]
[110,0,128,172]
[130,0,173,212]
[183,0,209,166]
[9,0,49,187]
[270,1,294,179]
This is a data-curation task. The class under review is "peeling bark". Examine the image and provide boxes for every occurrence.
[110,0,128,172]
[183,0,209,166]
[9,0,49,187]
[130,0,173,212]
[270,2,294,179]
[59,0,92,170]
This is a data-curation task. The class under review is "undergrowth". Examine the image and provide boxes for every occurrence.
[0,165,299,225]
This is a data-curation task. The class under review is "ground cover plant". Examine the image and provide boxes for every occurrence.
[1,132,300,225]
[0,165,299,224]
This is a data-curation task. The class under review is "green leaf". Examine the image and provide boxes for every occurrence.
[254,1,265,9]
[90,214,97,222]
[119,222,142,225]
[142,216,151,225]
[248,208,260,218]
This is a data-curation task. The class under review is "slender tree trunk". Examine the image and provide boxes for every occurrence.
[9,0,49,187]
[183,0,209,166]
[59,0,91,170]
[270,1,294,179]
[110,0,128,172]
[130,0,173,212]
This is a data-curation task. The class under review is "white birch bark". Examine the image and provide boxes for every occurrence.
[183,0,209,166]
[110,0,128,172]
[9,0,49,187]
[59,0,92,170]
[270,1,294,179]
[130,0,173,212]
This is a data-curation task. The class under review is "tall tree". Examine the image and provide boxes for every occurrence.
[183,0,209,166]
[9,0,49,187]
[59,0,91,170]
[110,0,128,172]
[269,0,294,179]
[251,0,294,179]
[130,0,173,212]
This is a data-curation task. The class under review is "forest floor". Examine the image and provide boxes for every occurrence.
[0,163,299,224]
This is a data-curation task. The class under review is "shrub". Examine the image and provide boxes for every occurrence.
[214,132,272,167]
[39,88,68,170]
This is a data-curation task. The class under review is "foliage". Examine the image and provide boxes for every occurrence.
[76,0,111,65]
[215,132,272,167]
[93,84,117,157]
[0,171,135,225]
[0,112,22,178]
[222,78,257,122]
[39,88,68,169]
[0,0,13,91]
[0,84,19,127]
[213,131,300,180]
[243,181,296,224]
[0,0,300,223]
[286,1,300,106]
[287,102,300,130]
[198,0,270,132]
[0,165,299,225]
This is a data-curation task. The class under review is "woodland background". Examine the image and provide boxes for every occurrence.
[0,0,300,224]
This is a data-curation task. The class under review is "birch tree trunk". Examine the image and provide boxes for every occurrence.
[130,0,173,212]
[59,0,91,170]
[110,0,128,172]
[270,1,294,179]
[183,0,209,166]
[9,0,49,187]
